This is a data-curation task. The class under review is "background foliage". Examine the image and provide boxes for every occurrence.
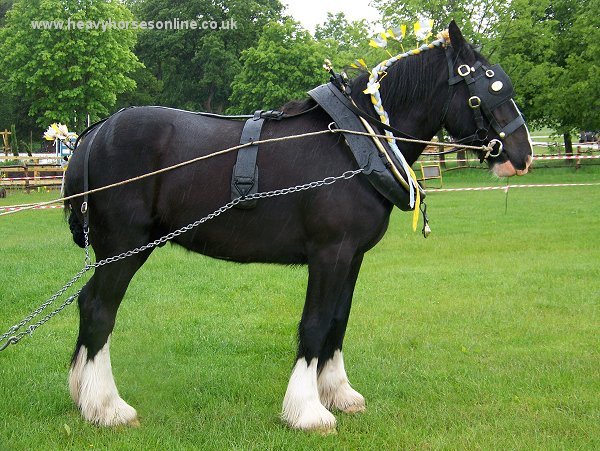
[0,0,597,146]
[228,19,328,113]
[0,0,140,128]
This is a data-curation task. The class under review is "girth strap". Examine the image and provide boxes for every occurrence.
[231,110,265,209]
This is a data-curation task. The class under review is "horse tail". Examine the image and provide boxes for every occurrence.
[63,117,111,249]
[65,200,85,248]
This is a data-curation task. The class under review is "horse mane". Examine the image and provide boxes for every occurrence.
[350,47,447,118]
[279,41,484,117]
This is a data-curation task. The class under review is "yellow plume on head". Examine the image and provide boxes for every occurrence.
[437,29,450,44]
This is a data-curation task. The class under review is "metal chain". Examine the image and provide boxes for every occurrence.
[0,168,363,352]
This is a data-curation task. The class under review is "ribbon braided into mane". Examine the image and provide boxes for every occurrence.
[365,31,450,230]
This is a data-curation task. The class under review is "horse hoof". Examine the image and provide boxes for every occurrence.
[316,426,338,436]
[79,398,139,427]
[342,404,366,414]
[128,417,141,427]
[319,381,366,414]
[282,402,337,432]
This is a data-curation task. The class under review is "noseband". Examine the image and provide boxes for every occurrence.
[441,47,526,161]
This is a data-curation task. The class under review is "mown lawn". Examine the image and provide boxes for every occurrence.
[0,168,599,450]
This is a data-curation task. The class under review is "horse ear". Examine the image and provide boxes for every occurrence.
[448,20,475,61]
[448,20,466,51]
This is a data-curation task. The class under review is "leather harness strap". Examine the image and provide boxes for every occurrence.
[231,111,265,209]
[81,120,108,232]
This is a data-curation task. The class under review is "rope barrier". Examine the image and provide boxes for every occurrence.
[3,182,600,213]
[0,205,63,212]
[419,154,600,164]
[429,182,600,193]
[0,175,63,182]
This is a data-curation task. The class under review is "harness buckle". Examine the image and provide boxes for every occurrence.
[458,64,471,77]
[258,110,284,120]
[468,96,481,109]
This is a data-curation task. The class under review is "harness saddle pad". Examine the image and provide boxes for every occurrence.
[308,83,414,211]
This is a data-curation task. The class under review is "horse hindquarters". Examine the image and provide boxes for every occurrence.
[69,181,152,426]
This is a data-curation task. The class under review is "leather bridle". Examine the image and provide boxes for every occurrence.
[441,46,526,161]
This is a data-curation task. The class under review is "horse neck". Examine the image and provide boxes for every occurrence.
[350,52,447,164]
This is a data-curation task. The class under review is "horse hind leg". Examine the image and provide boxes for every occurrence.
[317,254,366,414]
[318,352,365,414]
[282,244,358,432]
[69,253,150,426]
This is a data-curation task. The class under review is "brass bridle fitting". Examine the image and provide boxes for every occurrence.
[483,138,504,160]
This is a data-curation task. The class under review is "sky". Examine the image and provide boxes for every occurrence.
[282,0,381,33]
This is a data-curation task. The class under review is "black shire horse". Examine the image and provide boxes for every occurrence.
[64,23,532,431]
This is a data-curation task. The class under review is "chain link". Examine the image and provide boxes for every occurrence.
[0,168,363,351]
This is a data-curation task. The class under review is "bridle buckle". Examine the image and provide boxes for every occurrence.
[458,64,471,77]
[468,96,481,109]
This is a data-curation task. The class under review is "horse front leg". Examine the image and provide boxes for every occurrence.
[317,253,366,414]
[281,244,356,432]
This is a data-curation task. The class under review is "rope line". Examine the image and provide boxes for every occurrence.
[3,182,600,213]
[429,182,600,193]
[0,127,491,217]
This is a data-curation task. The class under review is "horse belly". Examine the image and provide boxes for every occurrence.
[170,204,309,264]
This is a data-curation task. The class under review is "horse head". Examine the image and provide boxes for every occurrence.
[442,21,533,176]
[351,21,533,178]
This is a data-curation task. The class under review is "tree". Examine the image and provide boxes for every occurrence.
[0,0,13,26]
[228,20,329,114]
[495,0,599,150]
[313,12,375,71]
[115,66,163,109]
[315,12,370,53]
[372,0,511,51]
[0,0,140,129]
[130,0,284,112]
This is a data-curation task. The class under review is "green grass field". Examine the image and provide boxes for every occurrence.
[1,166,599,450]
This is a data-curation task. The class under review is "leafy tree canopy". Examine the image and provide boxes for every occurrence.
[313,12,378,70]
[130,0,284,112]
[0,0,13,26]
[0,0,140,129]
[228,19,329,113]
[373,0,511,51]
[495,0,599,132]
